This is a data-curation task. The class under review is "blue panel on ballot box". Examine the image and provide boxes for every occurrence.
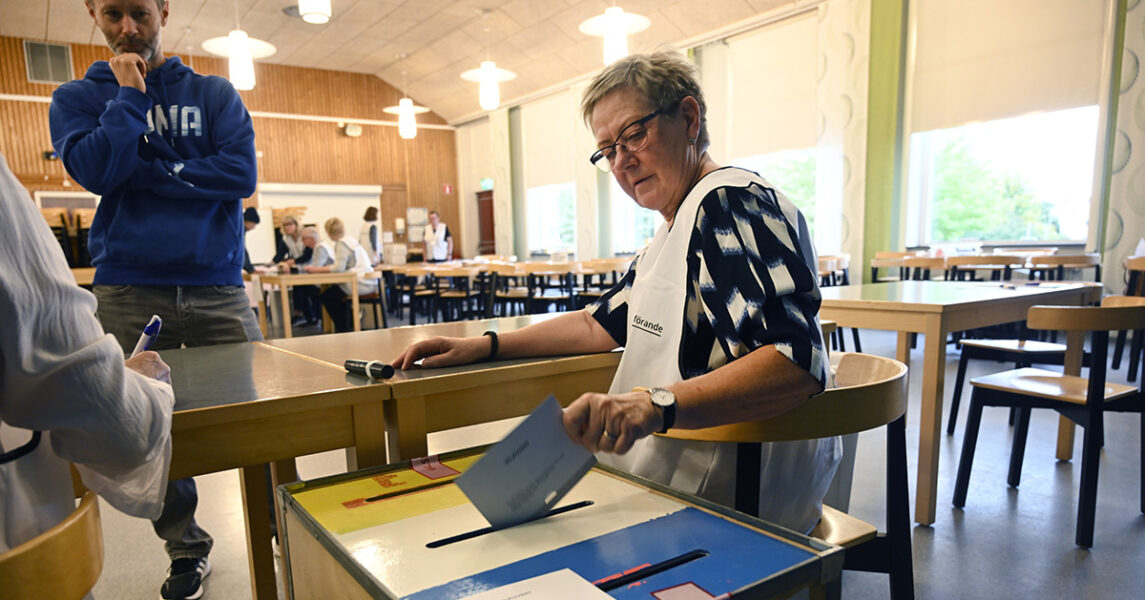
[405,507,815,599]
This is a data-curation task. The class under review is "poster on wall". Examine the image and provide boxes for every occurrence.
[407,207,428,243]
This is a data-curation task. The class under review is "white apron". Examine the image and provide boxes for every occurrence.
[598,167,840,534]
[0,424,75,552]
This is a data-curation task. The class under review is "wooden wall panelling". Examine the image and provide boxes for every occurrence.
[1,36,458,227]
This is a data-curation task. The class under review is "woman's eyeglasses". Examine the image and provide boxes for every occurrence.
[590,109,667,172]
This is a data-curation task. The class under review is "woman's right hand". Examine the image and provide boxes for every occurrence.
[390,336,491,370]
[125,351,172,385]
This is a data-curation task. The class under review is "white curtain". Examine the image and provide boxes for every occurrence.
[911,0,1107,133]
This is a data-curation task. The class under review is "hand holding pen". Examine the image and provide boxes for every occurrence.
[131,315,163,357]
[124,315,171,384]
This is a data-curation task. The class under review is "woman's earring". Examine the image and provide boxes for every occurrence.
[688,137,696,145]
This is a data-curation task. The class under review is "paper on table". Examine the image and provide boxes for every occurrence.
[461,568,611,600]
[455,395,596,529]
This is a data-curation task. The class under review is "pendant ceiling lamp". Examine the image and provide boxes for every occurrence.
[459,9,516,112]
[298,0,332,24]
[578,5,651,66]
[383,63,430,139]
[201,0,275,90]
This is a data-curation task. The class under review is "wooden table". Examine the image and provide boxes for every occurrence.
[819,280,1101,525]
[255,271,365,338]
[71,267,95,285]
[159,342,387,600]
[260,314,622,462]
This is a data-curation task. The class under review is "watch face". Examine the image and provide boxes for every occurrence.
[651,388,674,407]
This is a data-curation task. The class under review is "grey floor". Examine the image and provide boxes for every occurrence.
[91,326,1145,599]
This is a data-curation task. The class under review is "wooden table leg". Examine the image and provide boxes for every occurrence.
[914,318,947,526]
[268,459,297,598]
[253,275,268,338]
[351,277,361,332]
[239,465,278,600]
[384,396,429,462]
[346,401,388,471]
[279,284,293,338]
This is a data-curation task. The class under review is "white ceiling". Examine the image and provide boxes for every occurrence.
[1,0,795,123]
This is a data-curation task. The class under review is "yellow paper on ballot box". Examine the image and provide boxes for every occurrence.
[293,454,481,534]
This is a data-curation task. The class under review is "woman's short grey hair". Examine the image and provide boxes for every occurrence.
[580,51,709,152]
[301,226,319,240]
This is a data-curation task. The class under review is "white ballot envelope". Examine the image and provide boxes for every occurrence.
[455,395,596,529]
[462,569,611,599]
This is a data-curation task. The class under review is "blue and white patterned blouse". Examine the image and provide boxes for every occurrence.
[587,174,827,386]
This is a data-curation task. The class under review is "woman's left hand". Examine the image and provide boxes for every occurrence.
[562,390,662,455]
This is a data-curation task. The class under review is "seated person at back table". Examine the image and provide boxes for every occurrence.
[310,218,374,332]
[288,226,332,326]
[391,51,835,535]
[273,215,309,270]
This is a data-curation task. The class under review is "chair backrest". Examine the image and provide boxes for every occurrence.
[1029,253,1100,268]
[0,491,103,600]
[73,208,97,230]
[946,254,1026,268]
[1126,256,1145,296]
[874,251,920,260]
[902,256,946,280]
[39,207,70,229]
[1027,296,1145,333]
[660,353,908,444]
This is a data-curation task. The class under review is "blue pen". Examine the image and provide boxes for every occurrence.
[130,315,163,357]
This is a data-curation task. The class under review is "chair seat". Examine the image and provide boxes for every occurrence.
[495,288,529,299]
[971,367,1139,404]
[959,339,1066,354]
[810,504,877,548]
[358,293,381,301]
[439,290,478,299]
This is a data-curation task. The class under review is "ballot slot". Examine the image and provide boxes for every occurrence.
[426,500,595,548]
[594,549,710,592]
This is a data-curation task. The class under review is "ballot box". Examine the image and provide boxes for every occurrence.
[279,447,843,599]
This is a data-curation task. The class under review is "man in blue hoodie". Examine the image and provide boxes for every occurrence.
[49,1,261,598]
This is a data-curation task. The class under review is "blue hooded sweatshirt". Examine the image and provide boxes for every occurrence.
[49,56,256,286]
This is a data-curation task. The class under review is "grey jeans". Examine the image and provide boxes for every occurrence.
[94,284,263,560]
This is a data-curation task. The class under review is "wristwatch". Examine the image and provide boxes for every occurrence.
[649,387,677,434]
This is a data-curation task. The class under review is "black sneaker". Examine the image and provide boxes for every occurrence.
[160,556,211,600]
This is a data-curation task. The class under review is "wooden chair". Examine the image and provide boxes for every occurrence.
[1027,253,1101,282]
[73,208,97,268]
[486,263,530,317]
[952,296,1145,547]
[870,251,920,282]
[433,267,481,321]
[661,352,913,598]
[1111,256,1145,381]
[902,256,947,281]
[945,254,1026,281]
[40,207,75,266]
[525,262,577,314]
[355,272,388,329]
[0,491,103,599]
[819,257,863,352]
[820,253,851,285]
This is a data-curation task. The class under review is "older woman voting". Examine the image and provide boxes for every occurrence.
[391,51,836,534]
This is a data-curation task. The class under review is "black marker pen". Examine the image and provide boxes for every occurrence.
[344,359,395,380]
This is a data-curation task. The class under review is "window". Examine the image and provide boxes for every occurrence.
[609,180,662,255]
[526,182,576,255]
[731,148,818,231]
[907,105,1098,245]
